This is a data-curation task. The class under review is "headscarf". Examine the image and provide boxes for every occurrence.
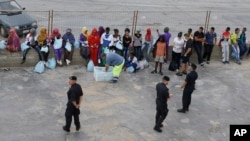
[88,28,100,47]
[82,27,89,38]
[37,27,48,45]
[50,28,61,39]
[7,28,20,50]
[7,28,18,43]
[145,28,152,41]
[98,26,105,37]
[62,28,75,44]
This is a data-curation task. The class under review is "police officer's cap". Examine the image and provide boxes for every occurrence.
[69,76,77,81]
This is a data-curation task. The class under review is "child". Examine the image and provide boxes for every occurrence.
[151,35,166,75]
[125,52,139,73]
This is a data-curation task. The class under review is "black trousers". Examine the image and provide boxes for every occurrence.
[22,45,42,61]
[203,44,214,61]
[155,104,169,128]
[41,51,50,62]
[172,51,181,70]
[182,88,194,110]
[65,106,80,130]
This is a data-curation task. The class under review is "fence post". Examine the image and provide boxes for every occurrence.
[48,10,51,36]
[134,10,138,33]
[132,11,136,36]
[207,11,211,31]
[204,11,208,32]
[50,10,54,34]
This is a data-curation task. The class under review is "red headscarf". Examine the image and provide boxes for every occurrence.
[145,28,152,41]
[88,28,100,47]
[50,28,61,39]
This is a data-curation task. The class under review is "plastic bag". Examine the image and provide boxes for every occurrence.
[54,37,62,49]
[34,61,45,74]
[40,46,49,53]
[116,41,123,50]
[47,57,56,69]
[65,42,72,52]
[0,40,6,49]
[126,66,134,73]
[87,60,94,72]
[104,47,110,54]
[74,41,80,48]
[21,42,30,51]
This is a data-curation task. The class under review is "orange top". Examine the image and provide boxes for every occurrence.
[156,42,166,56]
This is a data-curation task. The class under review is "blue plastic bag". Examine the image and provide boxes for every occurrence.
[47,57,56,69]
[126,66,134,73]
[0,40,6,49]
[116,41,123,50]
[34,61,45,74]
[74,41,80,48]
[21,42,30,51]
[87,60,94,72]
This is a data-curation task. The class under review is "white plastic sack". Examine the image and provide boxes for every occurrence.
[21,42,30,51]
[47,57,56,69]
[65,42,72,52]
[87,60,94,72]
[116,41,123,50]
[54,37,62,49]
[126,66,134,73]
[74,41,80,48]
[104,47,110,54]
[40,46,49,53]
[34,61,45,74]
[0,40,6,49]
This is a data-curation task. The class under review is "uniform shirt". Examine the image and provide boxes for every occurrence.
[156,83,169,106]
[183,38,193,57]
[106,52,124,66]
[156,42,166,56]
[67,83,83,107]
[193,31,204,45]
[205,31,217,45]
[185,71,198,90]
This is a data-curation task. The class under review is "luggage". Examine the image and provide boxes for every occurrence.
[168,61,178,71]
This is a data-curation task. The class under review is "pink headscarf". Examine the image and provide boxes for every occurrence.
[50,28,61,39]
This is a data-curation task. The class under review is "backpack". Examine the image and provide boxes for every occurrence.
[168,61,178,71]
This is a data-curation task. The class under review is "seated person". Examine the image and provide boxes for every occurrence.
[125,52,139,72]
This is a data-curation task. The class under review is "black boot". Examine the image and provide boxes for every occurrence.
[154,126,162,133]
[62,126,70,132]
[177,109,186,113]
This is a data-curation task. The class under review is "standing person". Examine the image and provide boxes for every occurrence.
[79,27,90,66]
[133,29,142,60]
[229,28,241,65]
[142,28,154,62]
[157,27,171,63]
[63,76,83,132]
[21,28,42,64]
[176,33,193,76]
[220,27,230,64]
[154,76,172,132]
[100,27,113,65]
[177,64,198,113]
[88,28,100,66]
[113,29,122,55]
[193,27,205,66]
[101,52,125,83]
[98,26,105,63]
[50,28,63,65]
[187,28,193,39]
[151,35,166,75]
[172,32,184,71]
[5,28,20,52]
[203,27,217,64]
[62,28,75,65]
[239,27,249,57]
[37,27,49,66]
[122,28,132,62]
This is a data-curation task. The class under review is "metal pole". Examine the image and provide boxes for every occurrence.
[132,11,136,36]
[204,11,208,32]
[207,11,211,31]
[134,10,138,33]
[51,10,54,34]
[48,10,50,36]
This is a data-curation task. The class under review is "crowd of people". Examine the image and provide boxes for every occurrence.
[1,26,249,74]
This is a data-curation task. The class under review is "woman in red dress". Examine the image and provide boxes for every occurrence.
[88,28,100,66]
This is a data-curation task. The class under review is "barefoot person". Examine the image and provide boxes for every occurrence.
[63,76,83,132]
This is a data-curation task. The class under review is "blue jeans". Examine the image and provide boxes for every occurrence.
[231,44,240,61]
[22,45,42,61]
[134,46,142,61]
[122,46,129,62]
[193,43,203,64]
[141,43,152,62]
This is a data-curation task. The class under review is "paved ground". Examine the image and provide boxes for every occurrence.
[0,58,250,141]
[1,0,250,141]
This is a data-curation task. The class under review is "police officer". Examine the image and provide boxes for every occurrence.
[154,76,173,133]
[177,64,198,113]
[63,76,83,132]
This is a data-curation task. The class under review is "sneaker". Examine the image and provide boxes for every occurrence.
[59,60,62,65]
[159,71,163,76]
[206,61,210,64]
[226,61,230,64]
[109,80,118,83]
[154,127,162,133]
[177,109,186,113]
[176,72,182,76]
[66,59,71,65]
[151,70,157,74]
[236,61,241,65]
[76,126,81,131]
[62,126,70,132]
[222,61,226,64]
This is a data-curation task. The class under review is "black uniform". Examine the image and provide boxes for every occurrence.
[182,71,198,111]
[65,83,83,130]
[155,82,169,129]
